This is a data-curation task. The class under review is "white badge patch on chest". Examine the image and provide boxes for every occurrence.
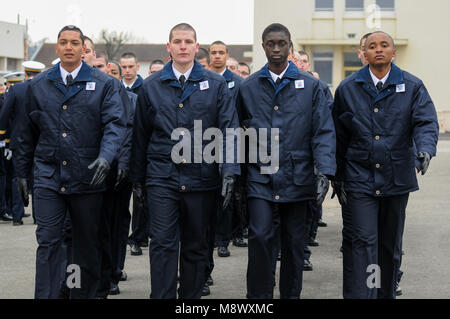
[228,81,235,89]
[86,82,96,91]
[200,81,209,91]
[396,83,405,93]
[295,80,305,89]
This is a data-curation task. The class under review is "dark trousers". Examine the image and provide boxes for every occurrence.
[34,187,103,299]
[247,198,307,299]
[215,182,246,247]
[206,190,220,283]
[97,172,133,298]
[347,192,408,299]
[116,181,132,277]
[148,186,217,299]
[309,201,322,240]
[341,203,354,298]
[128,191,149,245]
[5,160,24,221]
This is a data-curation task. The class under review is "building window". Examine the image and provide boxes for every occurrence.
[7,58,18,71]
[346,0,364,11]
[313,52,333,86]
[376,0,395,11]
[315,0,334,11]
[343,52,362,78]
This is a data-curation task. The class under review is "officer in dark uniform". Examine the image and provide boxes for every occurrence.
[15,25,126,299]
[130,23,240,299]
[92,52,137,298]
[201,40,244,296]
[0,86,10,222]
[119,52,148,256]
[237,23,336,299]
[0,63,45,226]
[332,31,439,299]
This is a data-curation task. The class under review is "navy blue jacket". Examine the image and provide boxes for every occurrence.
[125,74,144,94]
[237,62,336,203]
[117,90,137,171]
[130,61,241,192]
[333,63,439,196]
[0,80,30,150]
[15,62,127,194]
[223,68,243,99]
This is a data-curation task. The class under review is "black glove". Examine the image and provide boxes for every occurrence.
[115,168,128,190]
[132,183,145,210]
[222,173,236,210]
[331,180,347,206]
[17,177,29,207]
[417,151,431,175]
[316,174,329,206]
[88,158,110,187]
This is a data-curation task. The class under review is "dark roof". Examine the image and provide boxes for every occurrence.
[34,43,252,69]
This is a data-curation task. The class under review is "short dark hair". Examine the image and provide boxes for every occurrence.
[169,23,197,42]
[238,62,251,74]
[57,25,84,44]
[150,59,165,69]
[210,40,228,53]
[262,23,291,42]
[109,61,122,77]
[367,31,396,49]
[360,32,372,48]
[120,52,137,62]
[195,48,210,64]
[298,50,310,61]
[96,51,108,64]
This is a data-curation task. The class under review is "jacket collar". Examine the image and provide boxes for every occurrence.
[258,61,299,80]
[223,68,234,82]
[130,74,144,90]
[160,60,206,82]
[355,63,404,85]
[47,61,92,83]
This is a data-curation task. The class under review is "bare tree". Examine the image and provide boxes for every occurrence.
[99,29,134,60]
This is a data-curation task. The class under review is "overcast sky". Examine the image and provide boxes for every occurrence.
[0,0,254,44]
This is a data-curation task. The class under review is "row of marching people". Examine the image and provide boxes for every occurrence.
[4,21,439,300]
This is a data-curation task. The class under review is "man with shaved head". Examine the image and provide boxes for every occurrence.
[333,31,439,299]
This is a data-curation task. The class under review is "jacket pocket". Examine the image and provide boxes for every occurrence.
[34,149,56,178]
[146,153,173,179]
[291,150,314,186]
[77,148,99,184]
[344,148,371,182]
[247,165,271,184]
[390,149,415,186]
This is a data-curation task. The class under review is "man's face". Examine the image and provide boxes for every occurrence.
[149,63,164,75]
[238,64,250,78]
[297,54,311,72]
[209,44,229,70]
[82,40,96,66]
[226,60,239,74]
[56,31,85,67]
[197,58,209,69]
[365,33,396,68]
[358,38,369,66]
[108,63,122,81]
[94,57,108,73]
[167,30,199,67]
[0,83,5,94]
[120,57,140,82]
[262,31,290,66]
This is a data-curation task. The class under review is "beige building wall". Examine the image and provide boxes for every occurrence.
[253,0,450,132]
